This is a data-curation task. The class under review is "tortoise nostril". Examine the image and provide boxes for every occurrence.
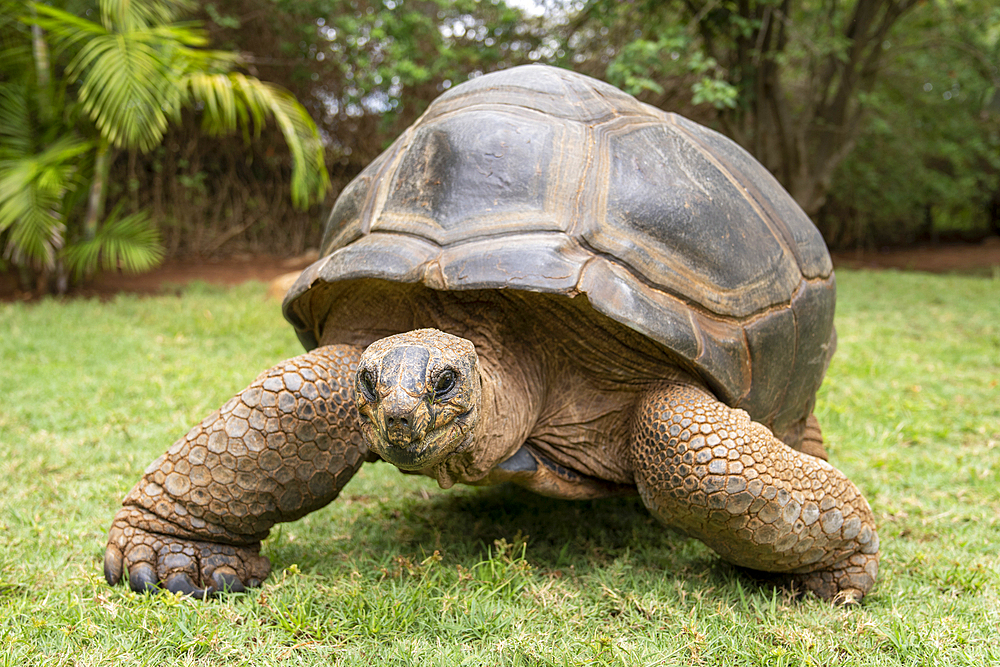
[384,414,415,446]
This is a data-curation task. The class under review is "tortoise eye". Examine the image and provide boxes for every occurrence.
[359,369,377,400]
[434,370,457,398]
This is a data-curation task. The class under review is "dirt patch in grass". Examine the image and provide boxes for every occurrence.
[0,253,315,301]
[3,238,999,301]
[830,238,1000,275]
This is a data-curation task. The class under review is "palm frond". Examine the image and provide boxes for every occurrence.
[0,133,87,267]
[5,0,328,286]
[0,41,32,74]
[71,32,173,150]
[147,21,211,49]
[0,83,35,158]
[248,80,329,210]
[31,3,109,57]
[0,143,91,275]
[3,199,64,267]
[34,3,183,152]
[0,133,91,233]
[63,207,163,279]
[182,72,329,208]
[98,0,192,32]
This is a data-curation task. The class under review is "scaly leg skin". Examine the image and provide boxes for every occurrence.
[631,383,879,604]
[104,345,375,597]
[799,414,828,461]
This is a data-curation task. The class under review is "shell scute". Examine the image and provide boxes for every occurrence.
[577,258,700,362]
[313,234,435,288]
[429,65,650,124]
[584,118,802,318]
[689,312,751,406]
[321,143,400,254]
[741,307,798,426]
[372,108,585,246]
[769,277,837,433]
[437,233,587,293]
[670,114,832,280]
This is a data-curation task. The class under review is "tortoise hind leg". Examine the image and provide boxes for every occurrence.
[777,413,828,460]
[800,414,828,460]
[104,345,376,596]
[629,382,879,603]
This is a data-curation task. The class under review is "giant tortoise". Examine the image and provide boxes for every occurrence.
[104,64,879,603]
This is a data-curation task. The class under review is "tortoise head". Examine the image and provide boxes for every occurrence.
[354,329,481,470]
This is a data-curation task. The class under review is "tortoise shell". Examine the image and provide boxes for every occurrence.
[283,65,836,440]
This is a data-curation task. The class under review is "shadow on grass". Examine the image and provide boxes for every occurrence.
[427,484,774,585]
[404,482,658,563]
[264,471,764,597]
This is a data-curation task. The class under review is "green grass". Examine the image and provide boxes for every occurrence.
[1,271,998,666]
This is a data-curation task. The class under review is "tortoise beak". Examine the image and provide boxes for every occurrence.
[379,388,431,451]
[367,409,466,471]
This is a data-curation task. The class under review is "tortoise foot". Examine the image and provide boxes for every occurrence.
[749,551,879,605]
[104,507,270,597]
[791,552,879,604]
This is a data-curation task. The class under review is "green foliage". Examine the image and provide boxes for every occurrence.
[34,0,329,204]
[0,130,91,267]
[3,0,991,259]
[1,270,998,663]
[823,0,1000,247]
[181,71,328,208]
[62,207,164,278]
[604,24,738,109]
[202,0,546,161]
[691,75,739,109]
[0,0,329,292]
[544,0,1000,243]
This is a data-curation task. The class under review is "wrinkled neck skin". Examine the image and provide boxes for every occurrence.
[419,328,544,489]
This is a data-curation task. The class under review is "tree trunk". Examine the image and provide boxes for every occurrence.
[706,0,917,217]
[84,140,112,240]
[30,14,51,124]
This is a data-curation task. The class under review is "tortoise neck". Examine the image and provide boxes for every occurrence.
[422,327,546,489]
[478,340,545,451]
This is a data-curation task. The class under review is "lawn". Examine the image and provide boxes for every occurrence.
[1,270,998,666]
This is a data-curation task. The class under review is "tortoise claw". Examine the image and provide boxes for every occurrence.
[128,562,160,594]
[104,544,124,586]
[165,572,209,598]
[104,507,271,598]
[211,566,246,594]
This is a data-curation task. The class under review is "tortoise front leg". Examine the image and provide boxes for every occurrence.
[104,345,375,596]
[630,383,879,603]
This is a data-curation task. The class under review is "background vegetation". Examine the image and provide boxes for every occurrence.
[1,269,998,664]
[0,0,328,292]
[2,0,999,293]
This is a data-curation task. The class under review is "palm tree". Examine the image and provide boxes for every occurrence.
[0,0,329,292]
